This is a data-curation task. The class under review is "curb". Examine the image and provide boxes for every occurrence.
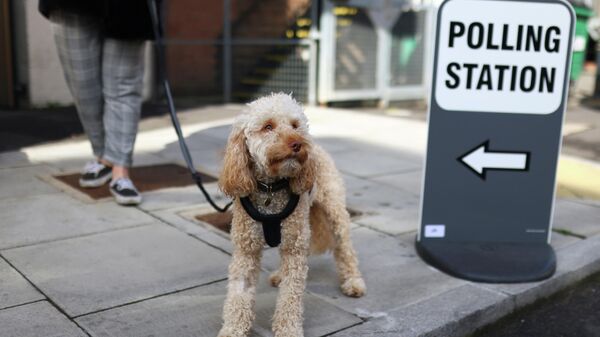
[331,234,600,337]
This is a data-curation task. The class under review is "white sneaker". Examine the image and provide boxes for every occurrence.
[109,177,142,205]
[79,161,112,188]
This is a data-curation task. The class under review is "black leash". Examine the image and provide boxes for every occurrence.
[147,0,232,213]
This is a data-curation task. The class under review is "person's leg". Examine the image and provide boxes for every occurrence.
[101,38,145,173]
[102,38,145,204]
[51,11,105,159]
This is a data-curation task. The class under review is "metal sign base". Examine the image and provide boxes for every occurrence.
[416,239,556,283]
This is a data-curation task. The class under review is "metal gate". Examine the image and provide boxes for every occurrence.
[318,0,435,104]
[163,0,434,105]
[164,0,318,104]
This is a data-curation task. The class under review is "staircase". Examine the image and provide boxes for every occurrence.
[225,0,313,102]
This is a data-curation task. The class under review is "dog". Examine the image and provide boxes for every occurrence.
[217,93,365,337]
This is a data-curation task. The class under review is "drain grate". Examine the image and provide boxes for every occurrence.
[54,163,217,200]
[196,207,362,235]
[196,211,233,233]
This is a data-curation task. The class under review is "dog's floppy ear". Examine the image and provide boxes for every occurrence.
[290,150,317,195]
[219,127,256,197]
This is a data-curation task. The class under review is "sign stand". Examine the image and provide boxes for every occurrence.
[417,0,574,283]
[417,240,556,283]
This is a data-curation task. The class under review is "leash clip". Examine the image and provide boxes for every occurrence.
[265,183,273,207]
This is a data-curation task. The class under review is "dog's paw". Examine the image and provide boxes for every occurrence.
[269,271,282,287]
[341,277,366,298]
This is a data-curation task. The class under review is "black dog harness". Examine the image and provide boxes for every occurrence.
[240,179,299,247]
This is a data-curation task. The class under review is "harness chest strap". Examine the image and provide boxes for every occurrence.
[239,180,300,247]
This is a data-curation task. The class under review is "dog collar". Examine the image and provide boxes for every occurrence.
[256,179,290,193]
[240,179,299,247]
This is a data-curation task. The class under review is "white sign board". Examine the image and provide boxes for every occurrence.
[434,0,573,114]
[418,0,574,282]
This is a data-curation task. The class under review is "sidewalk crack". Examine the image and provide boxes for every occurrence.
[0,254,92,336]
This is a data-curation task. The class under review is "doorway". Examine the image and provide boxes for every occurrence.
[0,0,15,108]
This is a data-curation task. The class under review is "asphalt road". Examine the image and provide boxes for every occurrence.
[472,272,600,337]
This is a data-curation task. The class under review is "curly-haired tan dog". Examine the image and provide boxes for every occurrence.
[217,93,365,337]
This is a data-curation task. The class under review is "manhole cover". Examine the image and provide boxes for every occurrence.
[54,163,217,200]
[195,207,362,234]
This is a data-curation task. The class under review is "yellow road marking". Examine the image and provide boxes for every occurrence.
[556,157,600,200]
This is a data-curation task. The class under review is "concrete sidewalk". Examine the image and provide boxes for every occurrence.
[1,105,600,337]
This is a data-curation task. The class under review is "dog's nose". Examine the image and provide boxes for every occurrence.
[290,141,302,153]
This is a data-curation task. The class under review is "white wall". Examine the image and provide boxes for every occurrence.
[14,0,154,108]
[23,0,72,106]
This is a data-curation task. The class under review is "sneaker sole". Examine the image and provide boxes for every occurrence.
[110,188,142,205]
[79,173,113,188]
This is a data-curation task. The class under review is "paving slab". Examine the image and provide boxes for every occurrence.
[0,165,59,200]
[44,151,169,172]
[128,151,174,169]
[0,193,156,250]
[369,169,423,197]
[157,124,226,157]
[138,183,225,212]
[77,277,361,337]
[158,146,225,177]
[331,148,421,178]
[183,124,231,144]
[19,140,89,169]
[553,199,600,237]
[76,280,237,337]
[0,301,87,337]
[151,204,234,254]
[2,224,230,317]
[0,257,43,310]
[313,136,357,154]
[343,177,421,235]
[563,196,600,209]
[0,150,31,168]
[354,207,420,235]
[344,175,420,212]
[341,174,374,195]
[305,107,427,157]
[253,283,362,337]
[331,284,512,337]
[262,227,466,316]
[549,231,582,249]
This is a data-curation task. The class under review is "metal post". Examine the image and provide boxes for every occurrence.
[307,0,319,106]
[318,0,334,104]
[594,42,600,97]
[423,5,437,104]
[377,23,391,108]
[223,0,232,103]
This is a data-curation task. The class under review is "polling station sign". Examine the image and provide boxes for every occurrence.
[417,0,574,282]
[435,0,572,114]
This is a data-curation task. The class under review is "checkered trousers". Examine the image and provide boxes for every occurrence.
[51,10,145,166]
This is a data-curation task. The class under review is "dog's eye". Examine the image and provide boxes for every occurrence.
[291,121,299,129]
[264,123,273,131]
